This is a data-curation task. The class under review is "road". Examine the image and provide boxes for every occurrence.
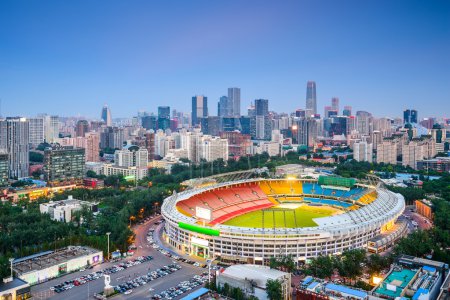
[31,215,205,300]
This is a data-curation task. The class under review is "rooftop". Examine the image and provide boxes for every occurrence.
[13,246,101,275]
[374,268,417,298]
[0,277,29,293]
[221,264,289,287]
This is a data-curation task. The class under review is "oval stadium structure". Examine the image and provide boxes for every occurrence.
[161,176,405,264]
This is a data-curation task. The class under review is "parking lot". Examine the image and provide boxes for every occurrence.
[30,215,211,299]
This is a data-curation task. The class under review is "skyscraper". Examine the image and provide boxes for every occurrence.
[343,106,352,116]
[254,99,270,140]
[403,109,418,124]
[41,115,59,143]
[191,95,208,126]
[101,104,112,126]
[158,106,170,130]
[228,87,241,117]
[305,81,317,116]
[218,96,230,117]
[255,99,269,116]
[331,97,339,113]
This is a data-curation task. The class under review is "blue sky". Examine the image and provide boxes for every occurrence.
[0,0,449,119]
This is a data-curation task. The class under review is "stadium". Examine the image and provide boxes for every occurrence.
[161,174,406,265]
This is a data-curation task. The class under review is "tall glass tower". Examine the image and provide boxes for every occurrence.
[305,81,317,116]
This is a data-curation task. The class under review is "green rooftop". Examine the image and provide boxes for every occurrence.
[374,268,417,299]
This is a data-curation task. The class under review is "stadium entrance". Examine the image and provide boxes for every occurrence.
[190,236,209,258]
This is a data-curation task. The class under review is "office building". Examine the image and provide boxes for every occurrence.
[191,95,208,126]
[343,106,352,117]
[101,104,112,126]
[255,99,271,140]
[158,106,170,130]
[218,96,229,117]
[403,109,418,124]
[28,117,45,147]
[141,115,157,131]
[331,97,339,113]
[43,145,85,186]
[228,87,241,116]
[305,81,317,116]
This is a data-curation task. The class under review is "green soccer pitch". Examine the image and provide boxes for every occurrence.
[222,205,338,228]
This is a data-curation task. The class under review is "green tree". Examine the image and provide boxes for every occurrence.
[266,279,282,300]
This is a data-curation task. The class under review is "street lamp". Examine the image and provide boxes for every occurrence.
[9,258,14,278]
[206,258,216,288]
[106,232,111,261]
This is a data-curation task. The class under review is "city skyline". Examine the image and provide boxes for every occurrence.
[1,0,449,118]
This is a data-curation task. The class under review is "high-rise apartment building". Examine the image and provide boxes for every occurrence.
[200,136,229,162]
[100,127,124,149]
[0,151,9,186]
[305,81,317,116]
[85,132,100,162]
[28,117,45,147]
[0,117,30,178]
[76,120,90,137]
[228,87,241,117]
[191,95,208,126]
[101,104,112,126]
[220,131,251,158]
[43,145,85,186]
[356,111,373,136]
[114,145,148,168]
[353,141,373,163]
[41,115,59,143]
[376,141,397,165]
[402,141,425,169]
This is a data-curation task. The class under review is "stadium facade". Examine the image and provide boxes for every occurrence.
[161,176,405,264]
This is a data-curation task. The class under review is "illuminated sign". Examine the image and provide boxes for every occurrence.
[178,222,220,236]
[191,236,209,247]
[195,206,211,221]
[124,175,136,181]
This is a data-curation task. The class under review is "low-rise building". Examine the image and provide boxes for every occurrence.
[216,264,291,300]
[39,195,98,223]
[102,163,148,181]
[415,199,434,220]
[12,246,103,285]
[371,255,447,300]
[417,157,450,173]
[0,277,30,300]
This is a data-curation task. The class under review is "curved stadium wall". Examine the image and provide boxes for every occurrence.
[161,178,405,264]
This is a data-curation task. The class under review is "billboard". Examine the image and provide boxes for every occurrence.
[195,206,212,221]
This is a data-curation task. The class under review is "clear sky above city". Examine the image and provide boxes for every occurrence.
[0,0,449,119]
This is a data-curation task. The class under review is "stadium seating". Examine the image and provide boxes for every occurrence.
[258,180,303,195]
[303,197,353,208]
[177,183,275,225]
